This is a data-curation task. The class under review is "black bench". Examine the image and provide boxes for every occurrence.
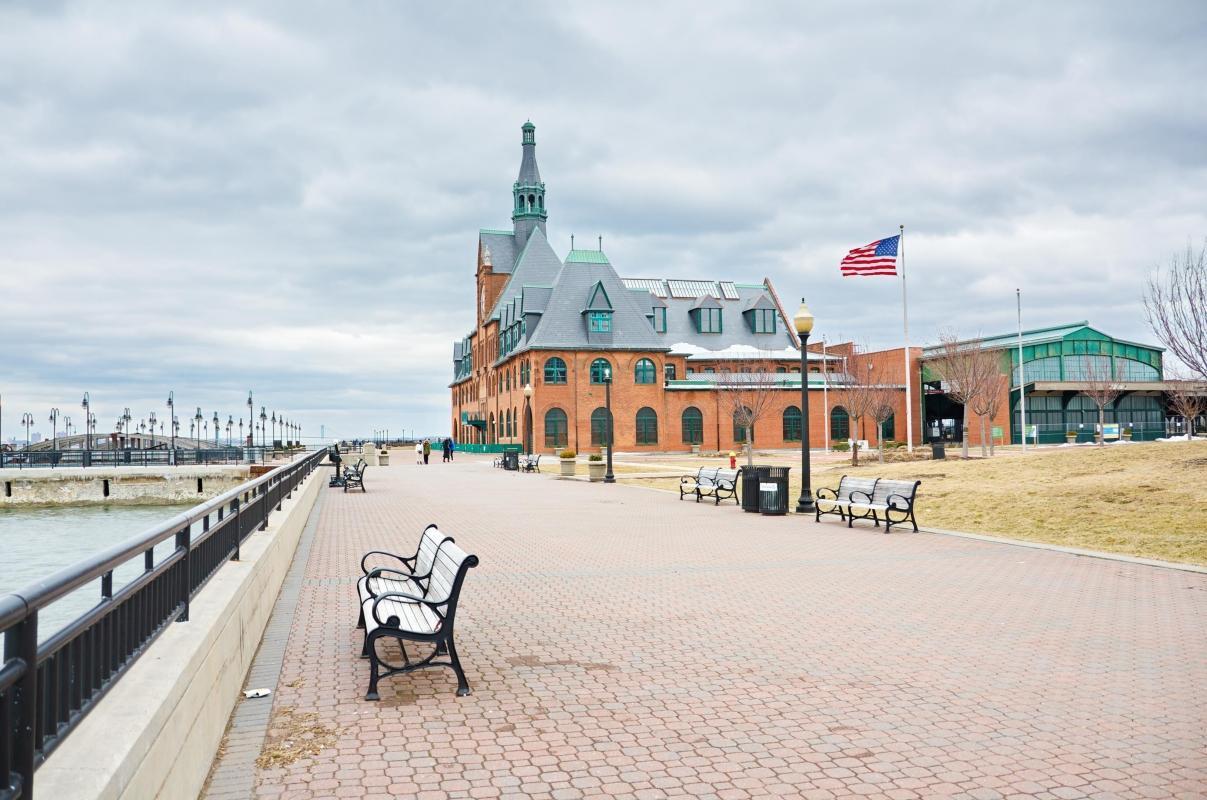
[679,467,740,505]
[343,460,367,492]
[815,476,921,533]
[361,539,479,699]
[521,454,541,473]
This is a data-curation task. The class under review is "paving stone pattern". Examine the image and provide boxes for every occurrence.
[247,456,1207,799]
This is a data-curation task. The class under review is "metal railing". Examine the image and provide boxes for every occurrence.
[0,448,268,469]
[0,448,326,799]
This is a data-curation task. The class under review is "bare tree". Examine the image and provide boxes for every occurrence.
[1166,376,1207,440]
[1078,354,1124,445]
[927,330,989,458]
[837,351,896,466]
[717,357,780,467]
[980,373,1008,456]
[965,347,1007,457]
[1145,241,1207,380]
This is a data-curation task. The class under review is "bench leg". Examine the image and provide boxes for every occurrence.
[365,636,381,700]
[446,637,471,697]
[356,604,365,629]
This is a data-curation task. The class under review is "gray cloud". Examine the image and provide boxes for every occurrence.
[1,1,1205,441]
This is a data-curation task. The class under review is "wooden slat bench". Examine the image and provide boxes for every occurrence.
[343,459,367,492]
[679,467,740,505]
[356,524,453,629]
[521,454,541,472]
[361,540,479,699]
[815,476,921,533]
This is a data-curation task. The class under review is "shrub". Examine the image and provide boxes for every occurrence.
[588,454,602,462]
[883,440,905,449]
[559,449,576,459]
[832,441,850,452]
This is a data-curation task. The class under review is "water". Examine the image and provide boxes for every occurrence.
[0,504,199,640]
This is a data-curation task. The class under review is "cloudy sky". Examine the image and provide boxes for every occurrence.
[1,1,1204,442]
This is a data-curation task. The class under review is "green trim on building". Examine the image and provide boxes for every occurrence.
[566,249,611,264]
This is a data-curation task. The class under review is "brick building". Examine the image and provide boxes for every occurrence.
[450,123,921,453]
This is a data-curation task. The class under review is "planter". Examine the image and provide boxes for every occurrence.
[1122,431,1133,441]
[588,461,606,482]
[559,458,577,477]
[1065,432,1079,443]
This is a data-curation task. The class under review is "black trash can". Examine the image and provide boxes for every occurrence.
[741,465,771,513]
[931,442,946,460]
[502,447,520,471]
[760,466,791,516]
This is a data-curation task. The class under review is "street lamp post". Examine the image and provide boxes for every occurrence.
[246,391,254,448]
[63,416,72,442]
[49,407,60,455]
[227,415,233,447]
[81,392,91,465]
[194,408,202,451]
[260,407,267,449]
[239,418,244,447]
[271,412,277,449]
[603,367,615,483]
[213,412,220,447]
[148,412,157,450]
[122,408,132,448]
[523,383,534,456]
[794,298,816,514]
[21,412,34,455]
[167,391,176,465]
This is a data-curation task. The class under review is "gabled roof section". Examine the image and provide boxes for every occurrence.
[487,227,564,321]
[691,294,722,310]
[526,257,666,351]
[479,229,518,276]
[520,285,552,314]
[743,294,777,312]
[584,281,613,312]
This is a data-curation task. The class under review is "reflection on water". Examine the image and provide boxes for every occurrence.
[0,504,199,640]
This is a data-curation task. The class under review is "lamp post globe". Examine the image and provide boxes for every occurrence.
[793,298,816,514]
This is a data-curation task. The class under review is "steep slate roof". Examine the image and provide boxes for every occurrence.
[624,279,797,356]
[479,230,519,276]
[525,251,667,351]
[486,227,564,320]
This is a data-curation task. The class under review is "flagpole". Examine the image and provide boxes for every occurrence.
[900,224,913,452]
[1017,288,1027,451]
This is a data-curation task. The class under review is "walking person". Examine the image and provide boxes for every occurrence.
[414,440,423,465]
[442,437,451,462]
[423,439,431,465]
[449,437,455,461]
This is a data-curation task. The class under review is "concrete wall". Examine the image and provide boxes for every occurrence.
[35,464,323,800]
[0,466,249,508]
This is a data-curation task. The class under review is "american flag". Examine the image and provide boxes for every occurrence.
[840,235,899,276]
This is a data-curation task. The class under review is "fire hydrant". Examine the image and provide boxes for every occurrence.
[728,451,737,469]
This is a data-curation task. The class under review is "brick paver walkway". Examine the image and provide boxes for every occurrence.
[247,457,1207,799]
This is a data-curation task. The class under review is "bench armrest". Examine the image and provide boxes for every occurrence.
[848,490,873,504]
[370,591,444,626]
[360,550,415,575]
[815,487,839,501]
[885,492,915,510]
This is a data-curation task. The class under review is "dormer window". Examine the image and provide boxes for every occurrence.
[693,307,722,333]
[652,307,667,333]
[747,308,777,334]
[588,311,612,333]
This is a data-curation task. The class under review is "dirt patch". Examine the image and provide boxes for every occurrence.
[255,706,342,769]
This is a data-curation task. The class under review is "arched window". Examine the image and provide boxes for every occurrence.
[544,357,567,384]
[831,406,850,441]
[634,358,656,384]
[590,407,611,446]
[733,406,753,443]
[681,407,703,444]
[635,407,658,444]
[544,408,567,447]
[590,358,612,384]
[489,412,496,444]
[528,193,535,208]
[783,406,802,442]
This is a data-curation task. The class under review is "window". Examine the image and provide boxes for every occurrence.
[686,367,694,376]
[776,367,786,374]
[590,358,612,384]
[733,407,753,443]
[634,358,656,384]
[694,307,722,333]
[880,413,895,441]
[544,408,567,447]
[505,409,512,438]
[635,407,658,444]
[783,406,802,442]
[664,363,677,382]
[589,311,612,333]
[591,407,611,446]
[830,406,850,441]
[544,357,567,384]
[652,307,667,333]
[748,308,777,334]
[681,407,703,444]
[489,412,496,444]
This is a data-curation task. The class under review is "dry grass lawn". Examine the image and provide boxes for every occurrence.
[617,441,1207,566]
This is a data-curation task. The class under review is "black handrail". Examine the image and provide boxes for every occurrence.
[0,447,273,470]
[0,448,326,800]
